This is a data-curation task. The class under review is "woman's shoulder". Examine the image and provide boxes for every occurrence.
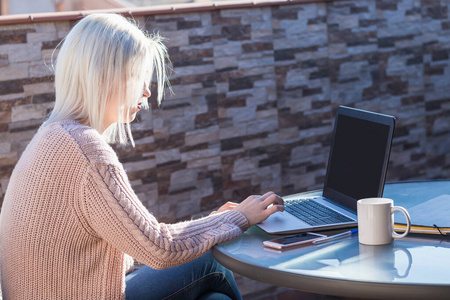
[41,120,120,165]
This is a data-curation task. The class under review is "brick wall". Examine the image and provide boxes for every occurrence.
[1,0,450,298]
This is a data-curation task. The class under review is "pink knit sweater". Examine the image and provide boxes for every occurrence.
[0,120,249,299]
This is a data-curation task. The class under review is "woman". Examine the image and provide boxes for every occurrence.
[0,13,284,300]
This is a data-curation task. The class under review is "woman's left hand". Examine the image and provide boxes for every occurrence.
[209,202,239,215]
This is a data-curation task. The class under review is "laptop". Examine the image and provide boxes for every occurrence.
[257,106,396,234]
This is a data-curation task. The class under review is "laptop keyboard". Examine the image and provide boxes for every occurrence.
[285,198,354,226]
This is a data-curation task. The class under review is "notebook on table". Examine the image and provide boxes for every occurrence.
[257,106,396,234]
[395,194,450,235]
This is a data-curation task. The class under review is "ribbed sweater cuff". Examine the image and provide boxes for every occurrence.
[223,210,250,232]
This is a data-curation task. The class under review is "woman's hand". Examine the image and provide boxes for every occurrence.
[210,202,239,215]
[234,191,284,227]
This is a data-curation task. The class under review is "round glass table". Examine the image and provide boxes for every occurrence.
[212,180,450,299]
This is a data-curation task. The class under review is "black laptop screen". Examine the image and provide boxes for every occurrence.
[325,114,390,200]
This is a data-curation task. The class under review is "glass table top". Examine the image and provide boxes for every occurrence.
[217,226,450,284]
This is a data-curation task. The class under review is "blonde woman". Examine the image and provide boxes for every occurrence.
[0,13,284,300]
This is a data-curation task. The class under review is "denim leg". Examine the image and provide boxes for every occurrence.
[197,291,233,300]
[125,251,242,300]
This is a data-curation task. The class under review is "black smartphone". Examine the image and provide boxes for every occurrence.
[263,232,326,250]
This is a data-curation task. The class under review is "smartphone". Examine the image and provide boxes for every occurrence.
[263,232,326,250]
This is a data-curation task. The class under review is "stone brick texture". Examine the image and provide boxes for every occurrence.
[0,0,450,299]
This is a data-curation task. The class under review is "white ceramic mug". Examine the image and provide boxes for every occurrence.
[357,198,411,245]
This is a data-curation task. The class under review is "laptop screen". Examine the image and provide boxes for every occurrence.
[323,107,395,210]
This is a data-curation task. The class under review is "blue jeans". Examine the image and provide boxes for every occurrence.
[125,251,242,300]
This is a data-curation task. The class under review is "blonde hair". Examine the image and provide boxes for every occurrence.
[45,13,170,146]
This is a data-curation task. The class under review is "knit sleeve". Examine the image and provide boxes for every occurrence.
[82,162,249,270]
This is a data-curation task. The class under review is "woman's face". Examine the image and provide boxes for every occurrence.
[102,83,151,132]
[129,83,151,118]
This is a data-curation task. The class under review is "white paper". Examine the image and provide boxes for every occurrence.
[395,195,450,227]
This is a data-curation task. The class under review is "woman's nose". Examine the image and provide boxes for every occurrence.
[143,85,151,98]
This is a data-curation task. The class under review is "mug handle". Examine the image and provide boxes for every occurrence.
[391,206,411,239]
